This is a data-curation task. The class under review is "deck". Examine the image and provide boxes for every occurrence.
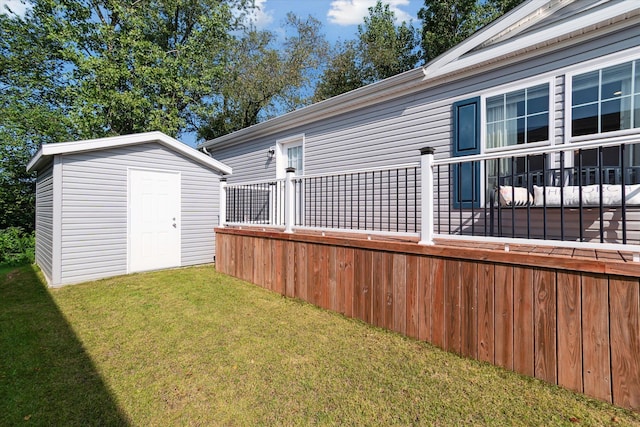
[215,226,640,411]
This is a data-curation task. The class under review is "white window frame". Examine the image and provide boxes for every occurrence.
[477,77,555,194]
[275,134,305,179]
[565,53,640,144]
[480,77,555,155]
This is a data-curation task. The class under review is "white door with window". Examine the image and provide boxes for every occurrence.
[276,135,304,225]
[129,169,181,272]
[276,136,304,178]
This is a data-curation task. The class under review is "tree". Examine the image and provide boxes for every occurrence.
[3,0,250,138]
[0,0,241,231]
[313,41,365,103]
[198,13,329,140]
[418,0,525,62]
[314,1,421,102]
[357,1,421,82]
[0,0,246,230]
[1,9,76,231]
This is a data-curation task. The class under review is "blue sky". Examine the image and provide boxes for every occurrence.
[248,0,424,43]
[1,0,424,36]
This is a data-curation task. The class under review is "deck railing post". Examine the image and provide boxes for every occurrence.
[284,167,295,233]
[219,177,227,227]
[419,147,435,245]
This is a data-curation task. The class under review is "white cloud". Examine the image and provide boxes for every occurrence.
[0,0,30,16]
[327,0,413,26]
[245,0,274,29]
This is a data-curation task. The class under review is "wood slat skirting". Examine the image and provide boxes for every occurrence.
[215,228,640,411]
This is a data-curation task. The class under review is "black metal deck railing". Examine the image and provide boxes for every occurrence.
[293,165,419,234]
[434,142,640,245]
[222,138,640,248]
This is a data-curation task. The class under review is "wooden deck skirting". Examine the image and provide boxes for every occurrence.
[215,227,640,411]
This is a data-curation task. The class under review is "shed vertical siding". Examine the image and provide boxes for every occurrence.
[58,143,219,284]
[35,162,54,282]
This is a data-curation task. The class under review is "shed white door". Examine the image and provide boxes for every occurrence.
[129,169,181,272]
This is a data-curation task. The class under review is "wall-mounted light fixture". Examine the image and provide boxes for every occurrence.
[267,146,276,159]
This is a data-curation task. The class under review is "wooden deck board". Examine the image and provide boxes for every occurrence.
[550,247,574,257]
[224,226,635,261]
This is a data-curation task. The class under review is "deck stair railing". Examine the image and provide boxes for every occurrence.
[220,136,640,252]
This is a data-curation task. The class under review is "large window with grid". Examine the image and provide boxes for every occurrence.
[486,83,550,149]
[571,59,640,137]
[484,83,550,190]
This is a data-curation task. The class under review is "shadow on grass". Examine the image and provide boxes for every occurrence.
[0,265,129,426]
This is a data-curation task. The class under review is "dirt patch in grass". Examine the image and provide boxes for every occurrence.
[1,265,639,426]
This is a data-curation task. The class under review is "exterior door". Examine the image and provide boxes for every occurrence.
[276,136,305,225]
[129,169,181,272]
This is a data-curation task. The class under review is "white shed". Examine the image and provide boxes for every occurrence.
[27,131,231,287]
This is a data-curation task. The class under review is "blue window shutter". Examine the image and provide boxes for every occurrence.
[452,97,481,209]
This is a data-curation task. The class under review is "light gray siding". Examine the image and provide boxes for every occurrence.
[35,162,54,282]
[58,143,220,284]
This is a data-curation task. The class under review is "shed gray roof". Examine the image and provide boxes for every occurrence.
[27,131,232,175]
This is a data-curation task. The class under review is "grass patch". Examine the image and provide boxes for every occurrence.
[0,263,16,275]
[1,265,639,426]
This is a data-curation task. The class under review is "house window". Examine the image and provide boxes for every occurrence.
[286,145,303,173]
[571,59,640,137]
[486,83,550,149]
[276,134,304,179]
[484,83,550,190]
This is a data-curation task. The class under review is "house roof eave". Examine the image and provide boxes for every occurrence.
[422,0,564,77]
[424,0,640,81]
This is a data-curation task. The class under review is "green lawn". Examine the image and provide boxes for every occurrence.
[1,265,638,426]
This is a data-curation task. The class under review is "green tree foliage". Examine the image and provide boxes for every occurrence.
[0,0,242,230]
[313,40,365,103]
[1,1,328,229]
[1,6,76,231]
[314,1,421,102]
[358,1,421,82]
[418,0,525,62]
[0,227,35,265]
[0,104,70,232]
[198,13,329,140]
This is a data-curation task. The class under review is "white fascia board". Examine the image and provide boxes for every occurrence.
[423,0,557,75]
[26,146,44,173]
[27,131,232,175]
[199,68,427,151]
[425,1,640,81]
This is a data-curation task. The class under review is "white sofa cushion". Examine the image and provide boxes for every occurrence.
[533,184,640,206]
